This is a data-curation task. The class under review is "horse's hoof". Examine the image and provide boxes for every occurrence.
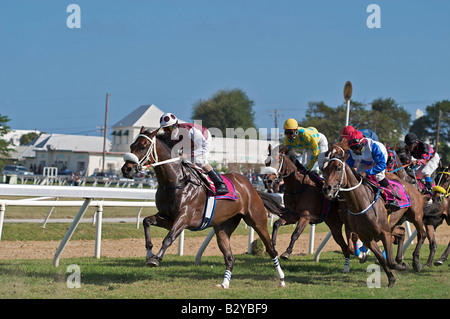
[146,257,160,267]
[280,252,290,260]
[413,262,422,272]
[215,283,229,289]
[388,278,396,288]
[434,260,444,267]
[279,280,286,288]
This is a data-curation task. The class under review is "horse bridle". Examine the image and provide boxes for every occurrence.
[327,157,381,216]
[123,134,181,171]
[326,157,363,197]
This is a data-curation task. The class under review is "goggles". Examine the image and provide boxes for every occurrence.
[162,124,176,132]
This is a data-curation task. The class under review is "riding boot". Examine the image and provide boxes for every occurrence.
[207,169,229,195]
[380,178,401,211]
[425,180,434,194]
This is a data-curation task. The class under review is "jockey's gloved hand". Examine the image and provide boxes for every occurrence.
[294,159,308,173]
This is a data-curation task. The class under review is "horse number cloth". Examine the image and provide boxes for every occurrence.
[192,176,237,231]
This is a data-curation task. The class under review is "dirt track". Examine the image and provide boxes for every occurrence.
[1,227,449,260]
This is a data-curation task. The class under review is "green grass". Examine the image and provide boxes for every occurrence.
[0,247,448,299]
[1,199,448,300]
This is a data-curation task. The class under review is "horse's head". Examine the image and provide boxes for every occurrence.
[121,126,158,179]
[264,144,294,178]
[322,139,349,199]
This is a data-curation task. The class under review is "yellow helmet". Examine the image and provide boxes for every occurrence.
[283,118,298,130]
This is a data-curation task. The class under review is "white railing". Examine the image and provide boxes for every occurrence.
[0,184,156,267]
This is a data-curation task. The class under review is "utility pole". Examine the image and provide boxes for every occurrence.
[102,93,110,173]
[436,109,442,153]
[268,108,284,129]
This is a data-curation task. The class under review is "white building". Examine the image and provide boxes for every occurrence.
[4,104,280,175]
[110,104,279,172]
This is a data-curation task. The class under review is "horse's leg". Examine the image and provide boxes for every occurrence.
[146,214,187,267]
[327,219,352,273]
[425,224,437,267]
[365,239,396,288]
[143,213,173,262]
[213,215,241,289]
[271,218,287,252]
[391,226,405,264]
[281,217,309,259]
[243,208,286,288]
[410,219,426,272]
[380,228,408,272]
[434,241,450,266]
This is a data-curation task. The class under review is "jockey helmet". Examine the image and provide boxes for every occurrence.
[404,133,418,146]
[347,130,365,149]
[283,118,298,130]
[159,113,178,128]
[341,125,356,140]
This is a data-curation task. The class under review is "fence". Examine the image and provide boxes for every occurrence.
[0,184,156,266]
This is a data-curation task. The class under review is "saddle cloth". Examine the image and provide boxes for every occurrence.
[191,176,238,231]
[368,176,411,209]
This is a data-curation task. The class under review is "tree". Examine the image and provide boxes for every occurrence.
[20,132,40,145]
[298,98,410,146]
[0,114,13,167]
[409,100,450,165]
[192,88,256,137]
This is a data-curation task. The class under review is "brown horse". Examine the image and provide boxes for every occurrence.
[263,144,353,272]
[121,127,286,288]
[322,140,426,288]
[423,163,450,267]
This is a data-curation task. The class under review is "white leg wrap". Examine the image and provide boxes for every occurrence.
[218,270,231,289]
[273,257,286,288]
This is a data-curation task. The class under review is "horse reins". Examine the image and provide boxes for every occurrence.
[327,157,381,216]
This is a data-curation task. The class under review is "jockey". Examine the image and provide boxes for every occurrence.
[283,118,329,171]
[345,130,401,209]
[341,125,379,142]
[159,112,229,195]
[404,132,440,193]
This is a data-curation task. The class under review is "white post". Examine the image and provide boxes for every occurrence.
[53,198,92,267]
[405,221,414,245]
[314,230,332,262]
[402,229,417,253]
[248,227,254,254]
[178,230,184,256]
[309,224,315,254]
[0,202,5,242]
[345,100,350,126]
[195,229,215,265]
[94,205,103,259]
[42,197,59,228]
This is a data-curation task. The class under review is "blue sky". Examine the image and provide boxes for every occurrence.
[1,0,449,136]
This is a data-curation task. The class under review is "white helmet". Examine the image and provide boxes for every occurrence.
[159,113,178,128]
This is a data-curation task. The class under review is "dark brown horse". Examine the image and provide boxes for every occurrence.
[121,127,286,288]
[423,163,450,267]
[322,140,426,288]
[263,144,354,272]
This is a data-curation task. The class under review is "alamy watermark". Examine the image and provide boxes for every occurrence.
[366,264,381,288]
[66,4,81,29]
[366,4,381,29]
[66,264,81,288]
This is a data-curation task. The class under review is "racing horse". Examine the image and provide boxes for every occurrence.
[263,144,353,272]
[423,163,450,267]
[121,127,286,288]
[322,139,426,288]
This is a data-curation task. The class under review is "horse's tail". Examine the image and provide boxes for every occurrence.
[256,190,307,219]
[423,201,445,228]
